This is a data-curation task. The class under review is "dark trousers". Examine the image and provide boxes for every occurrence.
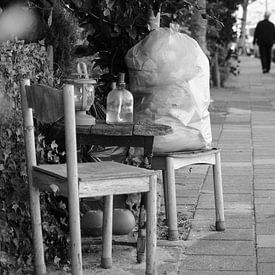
[259,45,272,72]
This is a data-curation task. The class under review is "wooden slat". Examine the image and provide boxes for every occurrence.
[33,161,156,181]
[79,177,150,197]
[89,122,134,136]
[55,120,172,137]
[55,121,133,136]
[133,120,173,136]
[154,148,220,158]
[33,170,150,197]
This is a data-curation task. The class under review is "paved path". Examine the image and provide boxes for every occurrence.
[180,56,275,275]
[58,56,275,274]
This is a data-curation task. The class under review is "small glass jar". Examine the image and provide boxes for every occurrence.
[106,73,133,124]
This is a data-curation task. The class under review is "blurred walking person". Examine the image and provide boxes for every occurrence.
[253,11,275,73]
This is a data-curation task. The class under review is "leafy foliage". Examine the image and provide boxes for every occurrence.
[0,40,53,108]
[207,0,242,86]
[0,40,69,272]
[54,0,199,99]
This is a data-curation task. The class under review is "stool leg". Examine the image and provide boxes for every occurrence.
[165,157,178,240]
[162,169,169,222]
[101,195,113,268]
[213,152,225,231]
[146,175,157,275]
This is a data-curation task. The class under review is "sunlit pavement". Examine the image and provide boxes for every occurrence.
[181,55,275,275]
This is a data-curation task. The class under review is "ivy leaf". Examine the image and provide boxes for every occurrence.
[49,184,59,194]
[38,133,45,143]
[114,24,121,34]
[48,8,53,27]
[12,203,19,212]
[51,140,58,151]
[6,129,12,138]
[103,9,110,17]
[126,28,137,40]
[54,255,61,267]
[59,201,67,210]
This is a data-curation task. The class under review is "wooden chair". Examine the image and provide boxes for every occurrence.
[152,148,225,241]
[20,79,157,275]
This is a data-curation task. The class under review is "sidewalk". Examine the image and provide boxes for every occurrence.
[179,55,275,274]
[74,56,275,274]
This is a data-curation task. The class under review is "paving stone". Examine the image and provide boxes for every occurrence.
[221,152,252,162]
[220,167,252,176]
[174,189,200,197]
[254,190,275,198]
[254,167,275,174]
[257,248,275,263]
[179,255,255,271]
[197,193,252,209]
[193,208,253,229]
[256,222,275,235]
[257,263,275,275]
[189,228,254,241]
[176,197,198,205]
[222,162,251,167]
[212,175,253,184]
[185,240,255,256]
[254,183,275,190]
[255,196,275,204]
[202,177,252,194]
[192,218,252,230]
[255,204,275,213]
[178,271,256,275]
[220,144,252,150]
[254,174,275,180]
[257,235,275,248]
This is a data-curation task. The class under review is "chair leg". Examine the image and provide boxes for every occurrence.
[29,186,47,275]
[165,157,178,241]
[137,194,146,264]
[146,175,157,275]
[213,151,225,231]
[162,170,169,222]
[21,79,46,274]
[101,195,113,269]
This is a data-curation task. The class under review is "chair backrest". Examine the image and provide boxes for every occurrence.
[20,79,82,273]
[25,83,64,124]
[20,79,78,177]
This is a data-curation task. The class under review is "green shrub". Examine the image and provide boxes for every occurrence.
[0,40,69,272]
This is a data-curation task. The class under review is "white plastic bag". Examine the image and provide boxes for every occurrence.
[125,26,212,153]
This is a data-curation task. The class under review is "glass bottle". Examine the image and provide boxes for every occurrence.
[106,73,133,124]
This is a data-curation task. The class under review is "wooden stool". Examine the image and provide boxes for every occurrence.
[152,148,225,241]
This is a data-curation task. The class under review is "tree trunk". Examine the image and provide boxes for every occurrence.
[212,52,221,88]
[191,0,208,56]
[239,0,249,55]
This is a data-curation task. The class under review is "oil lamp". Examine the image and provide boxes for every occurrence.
[64,62,97,126]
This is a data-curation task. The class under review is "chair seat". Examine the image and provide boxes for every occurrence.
[33,161,156,197]
[153,148,220,157]
[152,148,220,170]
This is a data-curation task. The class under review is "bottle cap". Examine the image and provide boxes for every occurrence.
[118,73,125,85]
